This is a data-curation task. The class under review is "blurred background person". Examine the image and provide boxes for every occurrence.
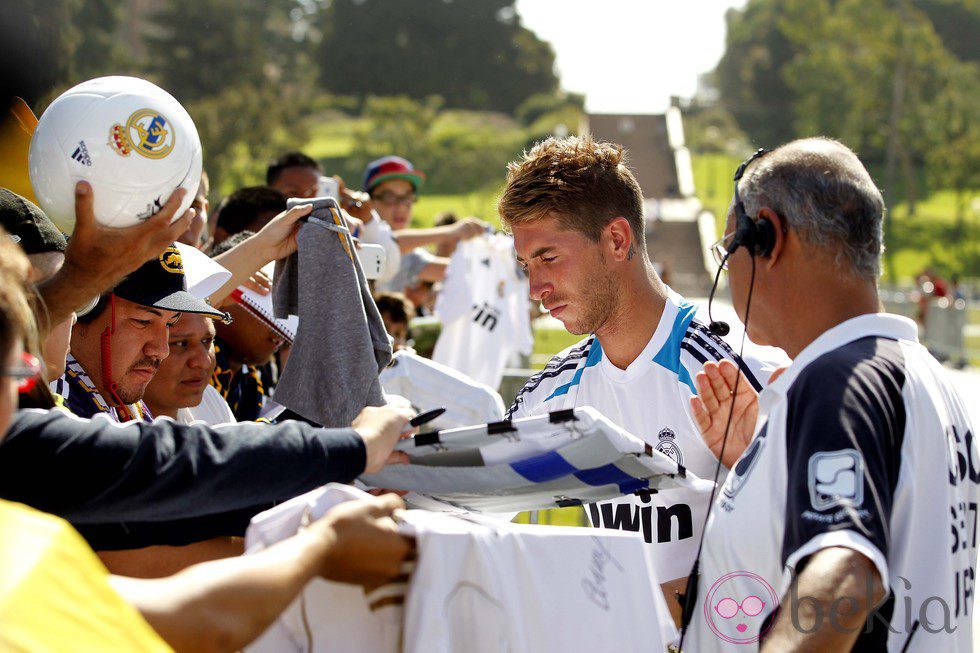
[266,151,322,200]
[362,155,487,294]
[211,187,286,249]
[374,291,415,352]
[178,171,210,249]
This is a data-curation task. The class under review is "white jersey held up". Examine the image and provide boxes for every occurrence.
[433,233,533,389]
[686,314,979,652]
[507,288,784,582]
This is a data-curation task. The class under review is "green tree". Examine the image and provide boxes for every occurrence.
[144,0,316,195]
[714,1,798,147]
[924,61,980,231]
[315,0,559,114]
[10,0,83,109]
[344,95,527,195]
[915,0,980,63]
[74,0,130,81]
[145,0,314,102]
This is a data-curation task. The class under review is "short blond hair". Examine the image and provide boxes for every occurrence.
[498,135,645,245]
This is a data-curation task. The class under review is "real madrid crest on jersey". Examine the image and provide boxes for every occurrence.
[110,109,175,159]
[159,245,184,274]
[655,427,683,465]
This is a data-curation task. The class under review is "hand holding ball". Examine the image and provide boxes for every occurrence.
[29,76,202,231]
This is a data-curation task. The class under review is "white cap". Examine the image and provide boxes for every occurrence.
[177,242,232,299]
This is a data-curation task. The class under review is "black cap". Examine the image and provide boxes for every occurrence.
[114,244,231,323]
[0,188,67,254]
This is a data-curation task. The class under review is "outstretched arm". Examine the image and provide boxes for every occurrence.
[35,182,193,334]
[111,494,413,653]
[208,203,312,306]
[393,217,488,253]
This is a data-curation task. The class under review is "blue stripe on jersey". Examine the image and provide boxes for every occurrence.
[652,300,699,394]
[574,463,648,494]
[511,450,577,483]
[543,339,604,402]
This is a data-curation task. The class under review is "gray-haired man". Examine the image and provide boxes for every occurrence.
[685,138,977,651]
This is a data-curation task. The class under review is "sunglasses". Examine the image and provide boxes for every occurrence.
[4,352,42,393]
[714,595,766,619]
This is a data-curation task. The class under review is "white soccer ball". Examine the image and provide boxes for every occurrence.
[28,75,203,231]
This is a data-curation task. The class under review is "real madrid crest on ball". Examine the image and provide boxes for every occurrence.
[28,76,202,231]
[110,109,176,159]
[655,427,683,465]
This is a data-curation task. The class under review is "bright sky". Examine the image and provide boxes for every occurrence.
[515,0,748,114]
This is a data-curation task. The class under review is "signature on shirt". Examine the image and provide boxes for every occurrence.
[582,536,625,611]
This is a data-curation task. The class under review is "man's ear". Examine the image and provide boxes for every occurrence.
[605,217,634,262]
[758,206,786,268]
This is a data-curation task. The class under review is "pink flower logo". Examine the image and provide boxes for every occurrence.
[704,571,779,644]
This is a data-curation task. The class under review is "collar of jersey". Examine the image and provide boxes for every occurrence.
[760,312,918,409]
[597,290,678,384]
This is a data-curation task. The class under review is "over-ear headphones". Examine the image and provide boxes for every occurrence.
[727,148,775,259]
[707,147,773,337]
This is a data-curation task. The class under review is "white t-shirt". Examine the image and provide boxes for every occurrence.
[176,385,237,426]
[433,233,533,389]
[380,350,505,430]
[507,288,784,582]
[244,484,676,653]
[685,314,979,652]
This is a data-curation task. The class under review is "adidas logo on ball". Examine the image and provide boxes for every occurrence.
[70,141,92,166]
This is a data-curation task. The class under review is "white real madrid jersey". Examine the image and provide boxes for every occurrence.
[507,288,782,582]
[432,233,533,389]
[686,314,979,652]
[380,350,505,430]
[244,484,677,653]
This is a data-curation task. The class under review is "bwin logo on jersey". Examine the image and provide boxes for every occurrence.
[471,302,500,332]
[655,428,683,465]
[808,449,864,511]
[71,141,92,166]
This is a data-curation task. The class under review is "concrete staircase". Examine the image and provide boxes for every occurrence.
[645,209,717,297]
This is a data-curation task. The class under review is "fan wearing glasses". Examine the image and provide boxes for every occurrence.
[358,155,489,294]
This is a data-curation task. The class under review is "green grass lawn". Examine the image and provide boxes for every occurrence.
[412,188,504,227]
[531,324,582,368]
[304,117,364,160]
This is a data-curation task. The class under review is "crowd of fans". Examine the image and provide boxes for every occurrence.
[0,145,493,650]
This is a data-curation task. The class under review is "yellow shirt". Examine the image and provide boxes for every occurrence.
[0,500,172,652]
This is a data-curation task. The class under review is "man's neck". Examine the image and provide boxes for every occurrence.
[775,272,880,359]
[68,351,118,405]
[593,263,669,370]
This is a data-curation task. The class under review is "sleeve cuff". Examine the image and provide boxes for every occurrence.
[782,530,889,594]
[313,427,367,482]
